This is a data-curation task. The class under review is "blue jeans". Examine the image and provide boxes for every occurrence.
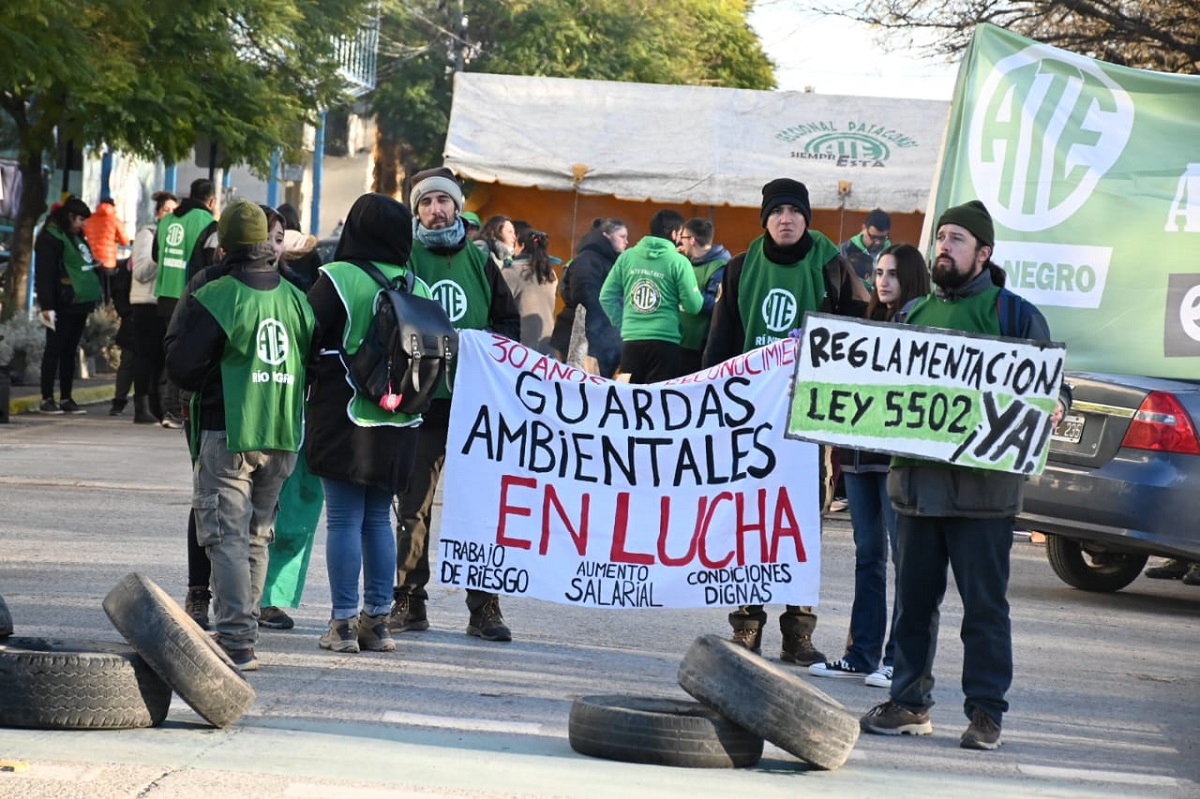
[843,471,898,672]
[323,478,396,621]
[890,514,1014,724]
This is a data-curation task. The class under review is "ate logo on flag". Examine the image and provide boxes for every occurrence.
[969,44,1134,232]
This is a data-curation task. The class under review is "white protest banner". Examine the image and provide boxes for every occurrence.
[786,313,1066,475]
[438,330,821,609]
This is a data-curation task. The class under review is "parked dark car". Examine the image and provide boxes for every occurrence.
[1019,371,1200,592]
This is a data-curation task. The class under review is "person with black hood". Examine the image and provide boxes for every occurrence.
[389,167,520,643]
[164,200,314,671]
[34,196,101,414]
[305,192,432,655]
[276,202,322,289]
[154,178,220,429]
[548,218,629,375]
[702,177,870,668]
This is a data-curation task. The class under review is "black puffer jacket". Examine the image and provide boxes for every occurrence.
[549,223,623,373]
[304,194,420,493]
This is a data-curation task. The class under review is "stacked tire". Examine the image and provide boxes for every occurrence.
[567,633,859,771]
[0,574,255,732]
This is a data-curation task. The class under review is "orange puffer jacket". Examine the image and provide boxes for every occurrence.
[83,202,131,269]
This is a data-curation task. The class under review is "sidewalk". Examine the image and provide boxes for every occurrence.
[4,373,118,417]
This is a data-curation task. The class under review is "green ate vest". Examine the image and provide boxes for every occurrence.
[892,283,1002,470]
[406,242,492,400]
[47,225,101,304]
[322,260,430,427]
[904,285,1002,336]
[193,276,314,453]
[155,208,215,300]
[737,232,838,353]
[679,257,727,351]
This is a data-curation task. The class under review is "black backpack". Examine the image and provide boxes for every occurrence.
[341,259,458,415]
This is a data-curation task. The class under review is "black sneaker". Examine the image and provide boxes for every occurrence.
[258,605,295,629]
[161,412,184,430]
[59,398,86,414]
[38,399,64,414]
[780,633,826,666]
[467,596,511,641]
[809,658,869,679]
[960,709,1002,750]
[387,594,429,633]
[1181,563,1200,586]
[109,399,127,416]
[860,700,933,736]
[220,644,260,672]
[184,586,212,630]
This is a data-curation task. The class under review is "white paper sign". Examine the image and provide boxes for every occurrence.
[438,331,822,609]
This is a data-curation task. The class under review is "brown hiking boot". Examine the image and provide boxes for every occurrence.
[358,611,397,652]
[960,708,1002,750]
[861,700,933,736]
[729,618,764,654]
[780,633,826,666]
[1145,559,1190,579]
[387,594,429,633]
[467,596,511,641]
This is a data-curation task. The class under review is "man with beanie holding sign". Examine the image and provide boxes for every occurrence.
[859,199,1070,751]
[703,177,869,666]
[391,167,520,642]
[165,199,315,671]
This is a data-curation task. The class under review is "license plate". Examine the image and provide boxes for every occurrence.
[1052,413,1085,444]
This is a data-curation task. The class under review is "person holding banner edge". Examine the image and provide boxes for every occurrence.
[702,177,869,666]
[390,167,521,642]
[858,200,1070,750]
[808,243,930,689]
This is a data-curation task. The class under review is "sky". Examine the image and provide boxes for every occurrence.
[747,0,960,100]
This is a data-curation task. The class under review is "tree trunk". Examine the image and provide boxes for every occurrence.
[0,150,47,321]
[372,131,405,199]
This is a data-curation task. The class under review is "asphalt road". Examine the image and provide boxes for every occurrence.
[1,408,1197,798]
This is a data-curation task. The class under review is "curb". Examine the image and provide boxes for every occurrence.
[7,384,116,417]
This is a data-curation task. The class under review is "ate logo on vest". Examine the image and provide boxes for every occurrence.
[165,222,186,248]
[629,279,660,313]
[761,288,797,333]
[430,280,468,323]
[256,319,290,366]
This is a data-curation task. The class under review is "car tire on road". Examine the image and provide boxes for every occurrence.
[0,637,172,730]
[0,594,11,638]
[102,572,255,728]
[677,634,859,770]
[1046,534,1148,592]
[568,694,763,769]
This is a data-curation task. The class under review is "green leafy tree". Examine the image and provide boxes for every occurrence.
[0,0,370,320]
[371,0,775,193]
[817,0,1200,74]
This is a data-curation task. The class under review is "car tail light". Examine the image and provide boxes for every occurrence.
[1120,391,1200,455]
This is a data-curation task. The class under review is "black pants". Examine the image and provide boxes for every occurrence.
[680,347,703,377]
[619,339,684,384]
[394,424,494,612]
[890,514,1013,724]
[132,304,165,409]
[40,312,87,401]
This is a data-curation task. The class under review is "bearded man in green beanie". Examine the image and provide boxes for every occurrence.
[859,199,1071,751]
[165,199,315,671]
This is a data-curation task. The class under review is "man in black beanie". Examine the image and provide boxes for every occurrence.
[859,198,1071,751]
[702,177,869,667]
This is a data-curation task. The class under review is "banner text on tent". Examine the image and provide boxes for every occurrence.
[786,314,1065,475]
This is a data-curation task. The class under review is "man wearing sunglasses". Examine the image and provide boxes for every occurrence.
[840,209,891,288]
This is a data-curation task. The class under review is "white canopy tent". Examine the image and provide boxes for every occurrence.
[444,72,950,213]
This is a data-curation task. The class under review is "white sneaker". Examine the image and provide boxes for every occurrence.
[808,658,868,679]
[865,665,893,688]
